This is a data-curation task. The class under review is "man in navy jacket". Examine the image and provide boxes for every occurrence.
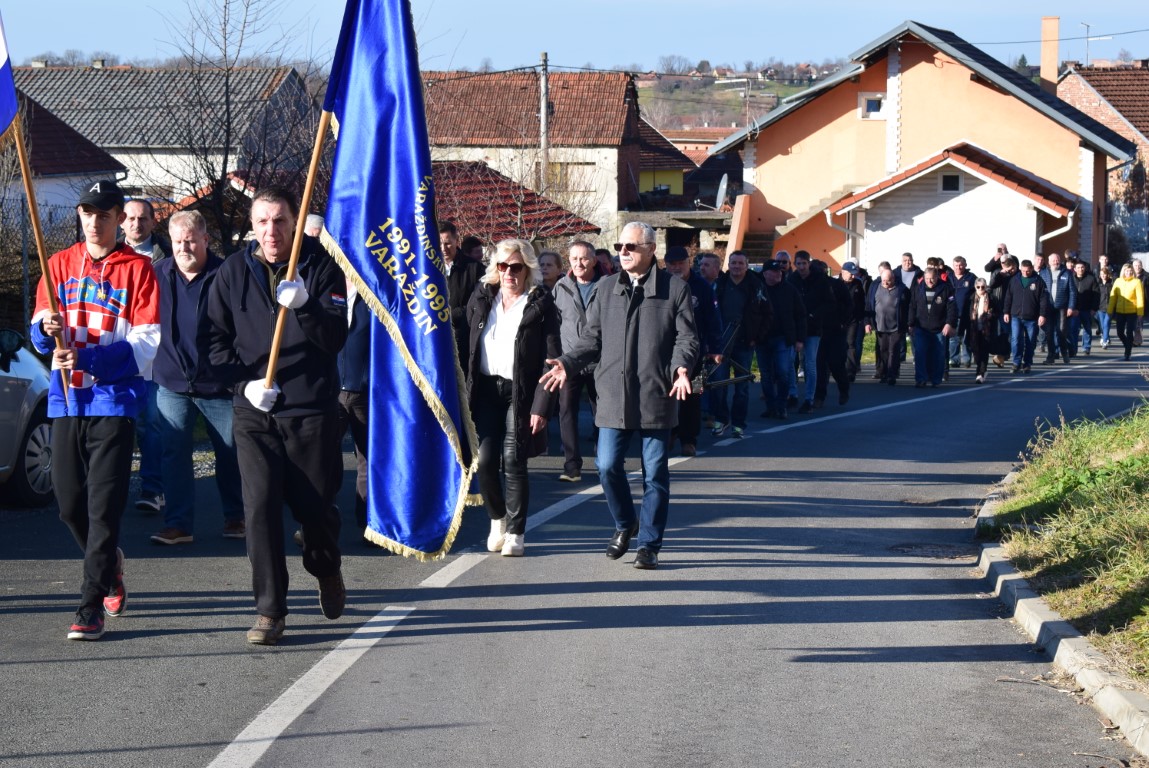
[1039,252,1078,364]
[150,210,244,546]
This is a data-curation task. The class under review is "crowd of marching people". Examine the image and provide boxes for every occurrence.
[30,175,1146,644]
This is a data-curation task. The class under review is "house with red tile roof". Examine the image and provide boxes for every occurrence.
[1057,63,1149,251]
[710,19,1137,272]
[423,70,660,244]
[2,91,125,221]
[433,161,599,244]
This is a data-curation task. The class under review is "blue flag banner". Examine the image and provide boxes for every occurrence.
[322,0,477,560]
[0,13,19,134]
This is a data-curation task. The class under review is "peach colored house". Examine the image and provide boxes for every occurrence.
[711,20,1136,273]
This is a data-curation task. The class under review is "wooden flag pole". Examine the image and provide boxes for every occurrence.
[264,109,333,389]
[10,117,70,402]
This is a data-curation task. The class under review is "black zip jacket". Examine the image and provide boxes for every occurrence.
[204,237,348,416]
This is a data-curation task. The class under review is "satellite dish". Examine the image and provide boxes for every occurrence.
[715,174,729,210]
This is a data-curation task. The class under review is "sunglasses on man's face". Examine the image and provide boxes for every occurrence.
[614,242,651,253]
[496,262,525,275]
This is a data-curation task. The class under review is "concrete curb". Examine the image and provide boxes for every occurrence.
[978,542,1149,757]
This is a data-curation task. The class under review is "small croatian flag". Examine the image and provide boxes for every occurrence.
[0,12,18,134]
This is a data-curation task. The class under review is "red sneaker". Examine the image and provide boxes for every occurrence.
[103,548,126,617]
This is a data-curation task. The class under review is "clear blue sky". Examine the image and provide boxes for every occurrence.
[2,1,1145,72]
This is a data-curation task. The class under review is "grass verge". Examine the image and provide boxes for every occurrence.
[995,404,1149,683]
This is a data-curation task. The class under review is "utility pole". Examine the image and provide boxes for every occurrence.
[539,52,549,194]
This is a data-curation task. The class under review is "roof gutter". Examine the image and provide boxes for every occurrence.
[1037,203,1078,244]
[824,208,864,240]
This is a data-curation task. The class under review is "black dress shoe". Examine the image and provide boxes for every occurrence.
[606,522,639,560]
[633,548,658,570]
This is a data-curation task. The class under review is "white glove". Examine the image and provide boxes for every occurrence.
[276,278,309,310]
[243,380,281,412]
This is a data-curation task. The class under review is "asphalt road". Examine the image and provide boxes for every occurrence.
[2,346,1147,767]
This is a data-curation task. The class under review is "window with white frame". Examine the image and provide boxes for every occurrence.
[938,173,963,194]
[857,92,886,120]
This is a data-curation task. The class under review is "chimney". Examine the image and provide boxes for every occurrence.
[1040,16,1059,95]
[92,59,105,69]
[30,60,47,68]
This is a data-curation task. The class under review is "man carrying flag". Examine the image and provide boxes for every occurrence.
[205,187,348,646]
[320,0,476,558]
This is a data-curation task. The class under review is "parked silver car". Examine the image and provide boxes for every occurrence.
[0,329,53,507]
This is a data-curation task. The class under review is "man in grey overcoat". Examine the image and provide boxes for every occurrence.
[540,222,698,569]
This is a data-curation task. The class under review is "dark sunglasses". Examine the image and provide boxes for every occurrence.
[975,285,987,290]
[614,242,652,253]
[496,262,525,275]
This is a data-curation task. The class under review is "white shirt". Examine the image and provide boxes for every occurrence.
[479,290,528,379]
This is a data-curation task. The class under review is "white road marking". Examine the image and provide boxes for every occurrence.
[206,607,413,768]
[213,353,1128,765]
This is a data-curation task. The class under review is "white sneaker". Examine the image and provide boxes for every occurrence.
[974,375,984,383]
[501,533,524,557]
[486,518,507,552]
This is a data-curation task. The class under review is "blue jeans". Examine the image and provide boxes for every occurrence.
[1010,317,1039,368]
[798,335,820,401]
[136,380,163,495]
[948,333,971,366]
[1072,310,1092,353]
[912,328,946,385]
[596,427,670,553]
[759,337,792,413]
[155,386,243,532]
[711,344,752,429]
[1096,310,1111,345]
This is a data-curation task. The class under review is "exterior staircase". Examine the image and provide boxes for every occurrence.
[775,186,860,236]
[740,232,774,264]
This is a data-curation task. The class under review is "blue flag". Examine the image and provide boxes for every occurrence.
[322,0,477,559]
[0,13,18,134]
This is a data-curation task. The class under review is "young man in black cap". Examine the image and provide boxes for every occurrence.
[30,180,161,640]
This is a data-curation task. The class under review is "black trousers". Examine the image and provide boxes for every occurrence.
[557,372,596,476]
[474,375,530,535]
[1116,313,1139,357]
[814,330,850,401]
[337,390,369,529]
[52,416,135,610]
[844,321,862,380]
[877,331,902,381]
[233,405,343,620]
[1045,308,1071,362]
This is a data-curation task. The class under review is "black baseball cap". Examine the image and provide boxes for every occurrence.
[664,246,690,263]
[763,260,785,272]
[78,180,125,211]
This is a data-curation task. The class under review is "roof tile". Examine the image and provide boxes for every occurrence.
[12,65,299,149]
[433,161,599,241]
[423,70,636,148]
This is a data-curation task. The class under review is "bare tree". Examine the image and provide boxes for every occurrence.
[1117,48,1134,63]
[640,98,675,131]
[657,54,692,75]
[135,0,325,249]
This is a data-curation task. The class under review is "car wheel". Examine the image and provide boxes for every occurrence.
[10,409,53,507]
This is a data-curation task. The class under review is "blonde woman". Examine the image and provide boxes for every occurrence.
[967,277,997,383]
[464,239,561,556]
[1109,262,1144,361]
